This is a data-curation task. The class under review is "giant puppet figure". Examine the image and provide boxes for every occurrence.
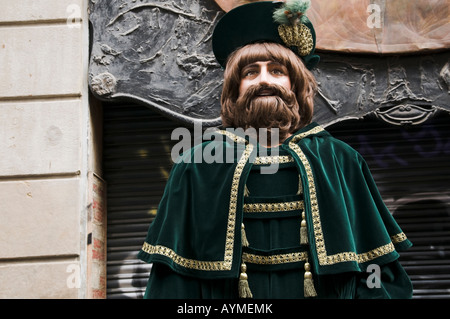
[138,0,413,299]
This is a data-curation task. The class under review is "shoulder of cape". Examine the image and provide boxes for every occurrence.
[171,124,364,169]
[289,124,362,157]
[169,129,250,177]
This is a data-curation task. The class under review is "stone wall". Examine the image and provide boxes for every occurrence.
[0,0,104,298]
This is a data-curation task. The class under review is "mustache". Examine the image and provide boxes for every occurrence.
[243,83,291,100]
[237,83,297,110]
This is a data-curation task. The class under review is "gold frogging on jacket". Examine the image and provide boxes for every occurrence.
[139,125,411,297]
[241,250,317,298]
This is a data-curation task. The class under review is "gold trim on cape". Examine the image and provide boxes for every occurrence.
[142,137,254,271]
[141,125,410,271]
[288,126,409,266]
[141,242,229,270]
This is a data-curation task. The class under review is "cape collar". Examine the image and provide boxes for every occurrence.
[216,122,327,148]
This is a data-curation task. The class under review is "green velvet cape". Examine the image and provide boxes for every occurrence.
[137,123,412,280]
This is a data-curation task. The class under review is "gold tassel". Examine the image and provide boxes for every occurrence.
[241,223,249,247]
[244,184,250,197]
[239,262,253,298]
[296,174,303,195]
[300,211,308,245]
[304,261,317,298]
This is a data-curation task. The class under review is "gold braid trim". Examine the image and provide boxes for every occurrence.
[243,200,304,213]
[288,141,326,263]
[224,143,254,268]
[253,155,294,165]
[242,251,308,265]
[391,232,408,244]
[289,126,324,143]
[141,243,229,271]
[288,126,410,266]
[141,125,410,271]
[216,129,248,144]
[141,141,254,271]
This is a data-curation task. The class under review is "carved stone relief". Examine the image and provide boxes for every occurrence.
[89,0,225,127]
[88,0,449,128]
[313,52,449,127]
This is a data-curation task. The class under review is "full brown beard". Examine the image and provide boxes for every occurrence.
[232,83,301,145]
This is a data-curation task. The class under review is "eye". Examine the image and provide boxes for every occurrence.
[242,68,258,78]
[272,68,284,75]
[270,65,288,76]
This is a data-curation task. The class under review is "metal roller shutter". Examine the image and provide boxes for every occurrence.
[103,102,189,299]
[327,113,450,299]
[103,102,450,299]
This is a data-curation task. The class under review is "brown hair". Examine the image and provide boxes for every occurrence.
[220,42,317,131]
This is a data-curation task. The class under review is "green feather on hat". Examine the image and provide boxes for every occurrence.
[273,0,315,57]
[273,0,311,25]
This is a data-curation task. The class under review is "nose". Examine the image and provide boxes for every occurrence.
[258,67,271,85]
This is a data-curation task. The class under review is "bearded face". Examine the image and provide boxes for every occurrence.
[220,42,318,144]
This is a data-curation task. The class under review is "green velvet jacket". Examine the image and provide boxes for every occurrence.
[138,123,412,297]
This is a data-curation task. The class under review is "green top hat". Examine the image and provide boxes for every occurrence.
[212,0,320,70]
